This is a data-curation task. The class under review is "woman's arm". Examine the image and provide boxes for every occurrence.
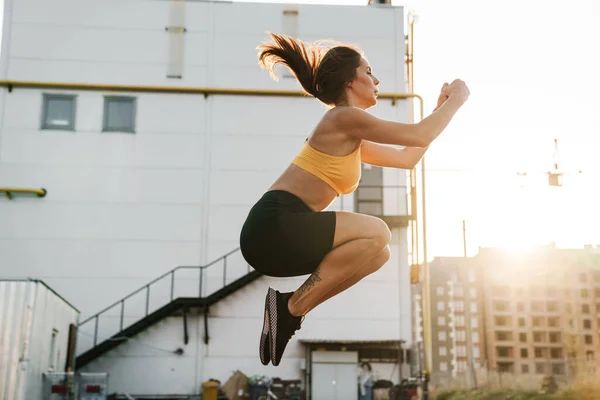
[360,82,455,169]
[334,80,468,147]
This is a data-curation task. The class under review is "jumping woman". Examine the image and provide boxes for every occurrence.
[240,33,470,366]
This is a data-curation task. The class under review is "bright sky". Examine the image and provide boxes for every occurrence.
[1,0,598,257]
[237,0,600,256]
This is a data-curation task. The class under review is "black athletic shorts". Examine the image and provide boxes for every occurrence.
[240,190,336,277]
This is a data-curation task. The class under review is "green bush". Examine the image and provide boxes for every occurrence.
[432,388,578,400]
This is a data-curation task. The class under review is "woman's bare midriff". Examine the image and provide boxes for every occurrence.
[269,110,361,211]
[268,164,338,212]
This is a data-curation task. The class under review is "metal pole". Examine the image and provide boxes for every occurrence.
[408,13,432,399]
[462,220,478,388]
[463,220,467,258]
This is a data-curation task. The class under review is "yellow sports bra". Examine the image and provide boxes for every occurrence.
[291,140,362,196]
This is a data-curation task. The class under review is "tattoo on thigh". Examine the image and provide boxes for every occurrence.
[297,267,322,296]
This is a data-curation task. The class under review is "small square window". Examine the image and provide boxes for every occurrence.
[103,96,136,133]
[42,94,76,130]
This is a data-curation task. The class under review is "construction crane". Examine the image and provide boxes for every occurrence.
[516,138,582,187]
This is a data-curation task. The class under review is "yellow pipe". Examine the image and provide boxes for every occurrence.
[0,187,47,199]
[0,80,423,105]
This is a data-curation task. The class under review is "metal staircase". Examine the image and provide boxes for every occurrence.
[75,248,261,369]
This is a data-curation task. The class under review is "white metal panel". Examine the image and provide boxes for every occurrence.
[25,282,79,400]
[0,281,35,400]
[7,59,210,86]
[0,280,78,400]
[12,0,171,30]
[1,129,207,167]
[312,351,358,363]
[312,361,359,400]
[0,202,203,240]
[0,164,205,204]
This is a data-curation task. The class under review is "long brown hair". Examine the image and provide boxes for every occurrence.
[257,33,363,105]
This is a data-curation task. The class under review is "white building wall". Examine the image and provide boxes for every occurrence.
[80,260,408,396]
[1,0,413,395]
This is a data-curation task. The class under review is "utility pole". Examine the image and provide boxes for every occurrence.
[462,220,477,388]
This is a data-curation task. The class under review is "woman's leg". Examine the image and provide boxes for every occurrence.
[266,211,392,366]
[288,211,392,316]
[296,244,391,315]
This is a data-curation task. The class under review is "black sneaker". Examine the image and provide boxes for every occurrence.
[267,287,303,366]
[259,291,270,365]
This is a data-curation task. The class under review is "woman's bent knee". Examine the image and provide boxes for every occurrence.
[364,245,391,275]
[332,212,392,249]
[372,218,392,249]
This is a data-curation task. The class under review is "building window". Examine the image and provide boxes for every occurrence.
[455,330,466,342]
[586,351,594,361]
[470,302,477,313]
[438,331,447,341]
[518,317,526,327]
[456,346,466,357]
[439,362,448,372]
[584,319,592,330]
[103,96,136,133]
[522,364,529,374]
[533,332,546,343]
[531,301,544,312]
[454,286,464,297]
[468,269,476,282]
[438,316,446,326]
[457,360,467,372]
[582,304,591,314]
[532,317,544,327]
[472,346,480,358]
[552,364,564,375]
[472,332,479,343]
[536,363,545,374]
[437,301,445,311]
[471,317,478,328]
[517,302,525,312]
[497,347,510,358]
[439,346,447,356]
[454,301,465,312]
[469,288,477,298]
[42,94,76,130]
[585,335,593,345]
[550,348,563,359]
[548,317,560,328]
[520,348,528,358]
[519,333,527,342]
[455,315,465,327]
[535,347,544,358]
[436,287,445,296]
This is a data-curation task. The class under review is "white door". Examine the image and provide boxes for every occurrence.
[312,363,358,400]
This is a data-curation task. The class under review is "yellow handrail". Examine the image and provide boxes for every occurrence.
[0,80,423,109]
[0,187,47,199]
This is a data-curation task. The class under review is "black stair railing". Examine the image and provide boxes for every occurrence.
[77,247,250,350]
